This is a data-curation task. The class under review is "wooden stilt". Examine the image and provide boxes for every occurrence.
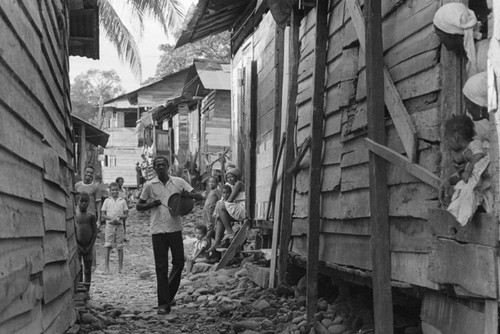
[306,0,328,324]
[365,0,394,332]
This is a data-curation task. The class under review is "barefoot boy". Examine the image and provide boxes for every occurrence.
[75,193,98,295]
[101,182,128,274]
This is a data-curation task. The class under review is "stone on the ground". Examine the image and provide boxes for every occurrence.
[313,321,330,334]
[253,299,270,311]
[139,270,153,279]
[327,324,348,334]
[321,318,334,328]
[81,312,100,324]
[232,320,260,332]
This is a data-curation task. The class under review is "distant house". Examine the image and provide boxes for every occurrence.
[142,59,232,175]
[102,69,190,186]
[0,0,99,332]
[71,115,109,180]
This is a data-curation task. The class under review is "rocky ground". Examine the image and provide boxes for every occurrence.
[73,202,420,334]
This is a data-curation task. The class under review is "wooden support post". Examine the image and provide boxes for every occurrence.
[365,0,393,332]
[278,7,301,286]
[306,0,328,324]
[244,59,257,219]
[346,0,418,162]
[79,124,86,179]
[273,25,285,169]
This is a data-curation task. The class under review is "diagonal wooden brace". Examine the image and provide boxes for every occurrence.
[346,0,418,162]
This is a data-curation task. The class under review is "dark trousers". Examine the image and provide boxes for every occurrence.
[152,231,185,307]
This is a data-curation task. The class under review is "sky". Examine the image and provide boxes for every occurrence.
[69,1,195,91]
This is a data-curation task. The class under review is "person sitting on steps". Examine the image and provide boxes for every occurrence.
[208,168,246,253]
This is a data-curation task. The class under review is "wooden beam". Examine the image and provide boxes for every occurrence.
[244,59,257,219]
[79,124,86,178]
[287,136,311,175]
[215,220,250,271]
[278,8,301,286]
[346,0,418,162]
[364,138,440,189]
[484,299,498,334]
[306,0,329,324]
[365,0,394,332]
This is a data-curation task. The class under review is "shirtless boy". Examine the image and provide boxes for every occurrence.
[75,192,98,296]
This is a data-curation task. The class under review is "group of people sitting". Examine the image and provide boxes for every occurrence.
[434,2,494,225]
[185,165,247,274]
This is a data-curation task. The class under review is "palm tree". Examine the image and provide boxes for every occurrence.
[98,0,185,81]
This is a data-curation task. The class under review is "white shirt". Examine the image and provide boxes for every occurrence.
[140,176,193,234]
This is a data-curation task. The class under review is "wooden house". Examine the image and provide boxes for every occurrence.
[0,0,99,332]
[102,69,190,186]
[177,0,500,332]
[71,115,109,180]
[138,59,232,174]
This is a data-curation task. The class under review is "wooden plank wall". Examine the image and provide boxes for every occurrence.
[290,0,443,290]
[200,90,231,161]
[0,0,77,333]
[253,12,277,219]
[102,128,143,187]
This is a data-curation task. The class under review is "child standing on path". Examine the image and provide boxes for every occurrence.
[203,176,221,239]
[75,193,97,297]
[186,224,212,274]
[101,182,128,274]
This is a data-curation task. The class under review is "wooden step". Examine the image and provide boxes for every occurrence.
[215,220,250,270]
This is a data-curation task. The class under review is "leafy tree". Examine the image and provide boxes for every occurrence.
[99,0,185,80]
[144,31,231,84]
[71,69,124,124]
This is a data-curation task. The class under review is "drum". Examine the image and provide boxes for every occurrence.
[167,193,195,216]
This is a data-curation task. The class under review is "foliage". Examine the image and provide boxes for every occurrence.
[144,31,231,84]
[71,69,124,124]
[98,0,185,80]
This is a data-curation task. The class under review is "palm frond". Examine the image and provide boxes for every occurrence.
[127,0,185,38]
[98,0,142,80]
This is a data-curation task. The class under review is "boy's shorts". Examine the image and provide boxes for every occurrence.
[104,223,125,250]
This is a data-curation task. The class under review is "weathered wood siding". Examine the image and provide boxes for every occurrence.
[0,0,77,332]
[288,0,484,293]
[253,12,277,219]
[200,90,231,170]
[102,127,143,187]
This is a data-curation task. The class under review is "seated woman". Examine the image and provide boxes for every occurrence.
[208,168,246,252]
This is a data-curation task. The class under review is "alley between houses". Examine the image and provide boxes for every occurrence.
[70,203,421,334]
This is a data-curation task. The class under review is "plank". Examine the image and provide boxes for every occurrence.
[391,252,439,289]
[0,104,44,168]
[306,1,328,321]
[428,208,498,247]
[42,261,72,304]
[0,279,43,324]
[0,302,43,334]
[421,292,485,334]
[346,0,417,162]
[215,220,250,270]
[325,80,356,115]
[0,261,31,314]
[42,287,74,332]
[0,148,44,202]
[321,164,341,192]
[484,300,498,334]
[0,62,67,161]
[326,47,358,89]
[324,111,342,137]
[43,231,69,264]
[279,8,301,286]
[0,238,44,275]
[428,239,496,298]
[0,195,44,238]
[364,138,440,189]
[389,183,438,219]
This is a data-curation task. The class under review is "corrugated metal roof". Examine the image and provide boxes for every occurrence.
[175,0,252,48]
[194,60,231,90]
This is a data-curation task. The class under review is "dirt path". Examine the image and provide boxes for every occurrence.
[74,204,401,334]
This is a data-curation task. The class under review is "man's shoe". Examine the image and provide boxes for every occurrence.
[157,305,171,315]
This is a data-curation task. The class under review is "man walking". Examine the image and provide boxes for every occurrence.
[136,156,203,314]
